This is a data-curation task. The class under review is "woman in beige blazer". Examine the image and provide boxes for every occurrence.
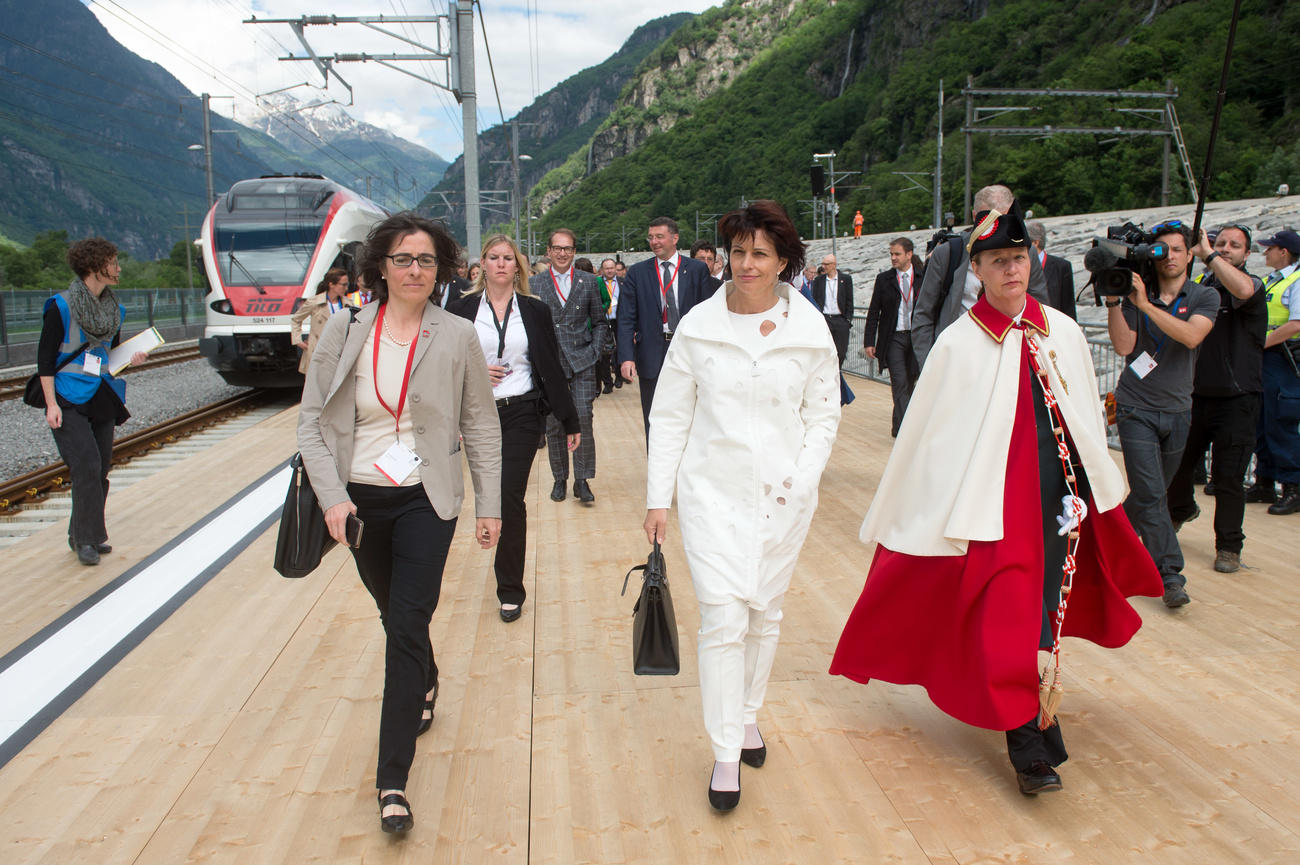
[290,267,352,373]
[297,212,502,836]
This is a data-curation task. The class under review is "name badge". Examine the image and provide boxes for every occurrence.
[374,440,422,485]
[1129,351,1158,379]
[82,354,102,376]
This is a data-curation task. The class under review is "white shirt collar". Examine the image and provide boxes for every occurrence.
[655,252,680,269]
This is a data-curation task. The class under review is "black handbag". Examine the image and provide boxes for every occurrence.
[24,342,89,408]
[273,452,338,578]
[621,540,681,675]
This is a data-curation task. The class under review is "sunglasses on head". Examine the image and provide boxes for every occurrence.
[1216,223,1253,247]
[1150,219,1185,235]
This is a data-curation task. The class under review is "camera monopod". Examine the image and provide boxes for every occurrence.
[1191,0,1244,240]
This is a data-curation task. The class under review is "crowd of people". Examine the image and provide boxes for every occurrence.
[42,191,1296,833]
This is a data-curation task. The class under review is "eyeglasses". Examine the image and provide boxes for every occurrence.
[1217,223,1253,246]
[548,245,575,254]
[384,253,438,269]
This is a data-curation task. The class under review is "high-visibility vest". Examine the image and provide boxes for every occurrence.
[45,290,126,405]
[1264,268,1300,332]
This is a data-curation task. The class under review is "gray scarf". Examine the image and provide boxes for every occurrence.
[67,278,121,347]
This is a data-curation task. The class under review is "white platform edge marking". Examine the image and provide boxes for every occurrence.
[0,465,291,738]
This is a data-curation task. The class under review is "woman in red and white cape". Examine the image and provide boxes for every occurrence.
[830,201,1163,795]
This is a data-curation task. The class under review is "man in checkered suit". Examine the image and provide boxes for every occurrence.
[529,228,610,503]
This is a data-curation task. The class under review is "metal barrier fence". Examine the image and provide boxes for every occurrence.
[840,315,1124,447]
[0,288,207,365]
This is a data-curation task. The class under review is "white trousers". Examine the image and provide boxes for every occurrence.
[697,596,784,762]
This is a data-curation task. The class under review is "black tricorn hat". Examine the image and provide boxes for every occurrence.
[967,199,1031,257]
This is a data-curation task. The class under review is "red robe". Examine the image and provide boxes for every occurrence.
[830,301,1162,731]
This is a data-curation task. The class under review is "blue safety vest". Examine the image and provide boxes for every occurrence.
[45,290,126,405]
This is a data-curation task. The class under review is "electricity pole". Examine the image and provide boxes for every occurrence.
[247,7,480,249]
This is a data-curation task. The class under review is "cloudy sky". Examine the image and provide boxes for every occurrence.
[86,0,720,159]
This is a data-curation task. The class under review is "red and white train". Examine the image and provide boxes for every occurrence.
[197,174,387,387]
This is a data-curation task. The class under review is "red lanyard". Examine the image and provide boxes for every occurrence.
[549,268,570,305]
[655,257,680,324]
[373,303,420,435]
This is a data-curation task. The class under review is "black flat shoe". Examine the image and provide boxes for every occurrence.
[378,792,414,834]
[416,682,438,737]
[550,480,566,502]
[1016,761,1063,795]
[69,539,111,554]
[75,544,100,566]
[740,744,766,768]
[500,604,522,623]
[574,479,595,503]
[708,772,741,812]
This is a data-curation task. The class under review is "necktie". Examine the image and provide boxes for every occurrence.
[663,262,680,330]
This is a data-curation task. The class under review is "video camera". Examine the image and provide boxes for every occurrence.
[925,211,959,256]
[1083,222,1170,301]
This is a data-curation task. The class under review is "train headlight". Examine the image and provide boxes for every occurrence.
[209,299,234,315]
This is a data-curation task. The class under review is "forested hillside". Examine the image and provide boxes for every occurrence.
[534,0,1298,245]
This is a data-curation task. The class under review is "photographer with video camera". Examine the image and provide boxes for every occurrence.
[1166,225,1265,574]
[1104,220,1218,608]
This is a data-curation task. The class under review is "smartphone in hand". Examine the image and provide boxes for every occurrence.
[345,512,365,548]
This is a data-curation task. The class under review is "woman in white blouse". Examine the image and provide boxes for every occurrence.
[643,200,841,811]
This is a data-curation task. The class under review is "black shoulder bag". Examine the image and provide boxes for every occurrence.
[272,452,338,578]
[621,540,680,675]
[23,343,89,408]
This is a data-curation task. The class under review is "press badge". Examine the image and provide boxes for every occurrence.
[1129,351,1158,379]
[82,354,102,376]
[375,440,422,485]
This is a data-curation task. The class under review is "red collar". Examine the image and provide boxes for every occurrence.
[968,294,1050,343]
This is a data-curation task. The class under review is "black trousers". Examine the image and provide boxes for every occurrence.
[886,331,921,437]
[495,401,542,605]
[50,406,115,547]
[825,315,851,367]
[1167,393,1259,554]
[595,325,618,389]
[1006,716,1069,771]
[346,482,457,790]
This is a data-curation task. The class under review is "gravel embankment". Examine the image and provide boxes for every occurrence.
[0,360,268,481]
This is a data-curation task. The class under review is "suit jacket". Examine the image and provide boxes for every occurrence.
[438,277,471,308]
[528,268,609,378]
[289,293,355,373]
[863,269,913,358]
[912,231,1049,369]
[1042,252,1077,321]
[297,301,502,520]
[811,272,854,319]
[446,292,580,435]
[616,253,717,380]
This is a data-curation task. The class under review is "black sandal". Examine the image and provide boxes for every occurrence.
[416,681,438,737]
[378,791,414,834]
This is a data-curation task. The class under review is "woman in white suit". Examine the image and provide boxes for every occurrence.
[643,200,841,811]
[298,212,502,835]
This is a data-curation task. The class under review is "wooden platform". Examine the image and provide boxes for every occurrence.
[1,379,1297,864]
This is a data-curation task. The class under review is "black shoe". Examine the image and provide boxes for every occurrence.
[1267,484,1300,515]
[500,604,522,623]
[1245,480,1276,504]
[550,480,567,502]
[416,682,438,737]
[1162,584,1191,608]
[1171,503,1200,533]
[68,538,111,554]
[614,378,623,389]
[574,479,595,503]
[75,544,100,566]
[740,743,766,769]
[707,771,741,812]
[602,384,614,394]
[1016,761,1063,795]
[378,792,414,834]
[1204,481,1217,496]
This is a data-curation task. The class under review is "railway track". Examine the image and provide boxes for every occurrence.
[0,389,281,516]
[0,344,203,402]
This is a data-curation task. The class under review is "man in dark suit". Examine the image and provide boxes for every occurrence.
[863,237,923,437]
[1027,220,1077,320]
[811,253,854,368]
[617,216,718,439]
[437,256,471,307]
[912,184,1049,369]
[529,228,609,503]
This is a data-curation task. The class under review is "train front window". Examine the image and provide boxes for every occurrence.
[214,221,324,286]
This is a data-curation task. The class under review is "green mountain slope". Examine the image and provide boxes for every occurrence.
[535,0,1299,244]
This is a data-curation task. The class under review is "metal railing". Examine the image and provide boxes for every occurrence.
[0,288,208,366]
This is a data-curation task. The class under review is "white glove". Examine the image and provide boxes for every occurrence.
[1055,494,1088,536]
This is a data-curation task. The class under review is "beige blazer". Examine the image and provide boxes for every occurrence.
[297,301,502,520]
[290,292,344,373]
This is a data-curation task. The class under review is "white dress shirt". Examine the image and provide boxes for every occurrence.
[894,267,915,331]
